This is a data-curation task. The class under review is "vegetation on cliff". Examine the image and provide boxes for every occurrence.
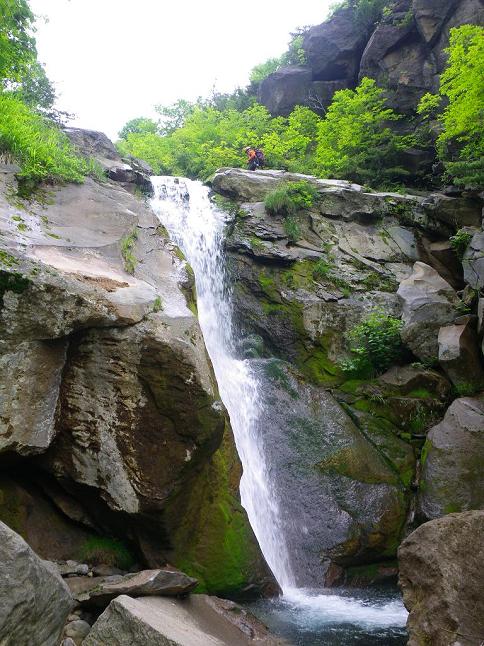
[418,24,484,187]
[0,0,89,185]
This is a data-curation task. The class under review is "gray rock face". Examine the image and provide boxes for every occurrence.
[438,319,484,389]
[84,594,285,646]
[258,66,312,117]
[0,339,67,455]
[398,511,484,646]
[250,359,410,586]
[0,144,267,596]
[398,262,459,362]
[419,395,484,520]
[67,568,197,606]
[463,230,484,290]
[0,521,73,646]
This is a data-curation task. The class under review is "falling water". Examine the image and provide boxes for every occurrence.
[150,177,408,642]
[150,176,294,591]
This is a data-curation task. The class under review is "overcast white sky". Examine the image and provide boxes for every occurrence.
[29,0,333,140]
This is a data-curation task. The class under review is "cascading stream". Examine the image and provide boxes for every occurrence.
[150,176,295,592]
[151,177,408,641]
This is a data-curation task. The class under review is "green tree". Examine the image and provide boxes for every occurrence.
[418,25,484,188]
[0,0,36,84]
[118,117,158,140]
[314,77,413,186]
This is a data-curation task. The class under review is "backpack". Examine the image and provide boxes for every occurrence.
[255,148,265,164]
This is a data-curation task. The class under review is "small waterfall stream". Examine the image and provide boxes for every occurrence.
[151,177,408,644]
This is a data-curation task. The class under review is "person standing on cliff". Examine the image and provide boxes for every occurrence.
[244,146,265,171]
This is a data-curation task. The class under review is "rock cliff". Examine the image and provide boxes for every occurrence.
[211,167,484,592]
[0,132,273,600]
[259,0,484,118]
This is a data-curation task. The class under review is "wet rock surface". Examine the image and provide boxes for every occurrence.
[399,511,484,646]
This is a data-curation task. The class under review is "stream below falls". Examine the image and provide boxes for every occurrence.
[150,177,408,645]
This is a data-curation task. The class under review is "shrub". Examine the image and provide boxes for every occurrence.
[314,77,414,187]
[121,228,138,274]
[264,181,317,216]
[283,216,301,243]
[449,229,473,260]
[418,25,484,188]
[339,309,404,378]
[0,92,87,184]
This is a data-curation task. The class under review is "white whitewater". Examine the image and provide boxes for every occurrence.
[151,176,294,591]
[150,176,408,630]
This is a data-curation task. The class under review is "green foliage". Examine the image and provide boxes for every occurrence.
[0,0,36,86]
[283,216,301,243]
[418,25,484,187]
[121,228,138,274]
[249,31,307,85]
[249,58,281,84]
[340,309,404,378]
[0,92,88,184]
[329,0,391,29]
[314,77,413,186]
[152,295,163,312]
[264,180,317,216]
[449,228,473,260]
[118,117,158,140]
[78,536,135,570]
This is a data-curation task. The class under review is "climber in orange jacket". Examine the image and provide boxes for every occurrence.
[244,146,265,171]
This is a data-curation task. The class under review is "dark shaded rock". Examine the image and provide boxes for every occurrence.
[419,395,484,520]
[303,8,371,82]
[84,594,286,646]
[422,239,464,290]
[65,128,119,163]
[0,521,73,646]
[258,66,312,117]
[398,511,484,646]
[0,474,99,563]
[413,0,459,45]
[67,568,197,607]
[438,320,484,389]
[421,193,482,230]
[378,364,451,401]
[251,359,410,586]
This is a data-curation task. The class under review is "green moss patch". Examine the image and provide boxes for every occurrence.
[77,536,135,570]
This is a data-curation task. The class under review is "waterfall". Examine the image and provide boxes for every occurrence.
[150,176,295,592]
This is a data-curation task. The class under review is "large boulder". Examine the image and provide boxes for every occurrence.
[438,319,484,389]
[419,395,484,520]
[398,511,484,646]
[397,262,459,362]
[0,521,73,646]
[302,7,372,82]
[258,66,313,117]
[0,144,269,597]
[84,594,284,646]
[67,568,197,606]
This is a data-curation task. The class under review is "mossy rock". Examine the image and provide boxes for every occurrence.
[163,426,274,599]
